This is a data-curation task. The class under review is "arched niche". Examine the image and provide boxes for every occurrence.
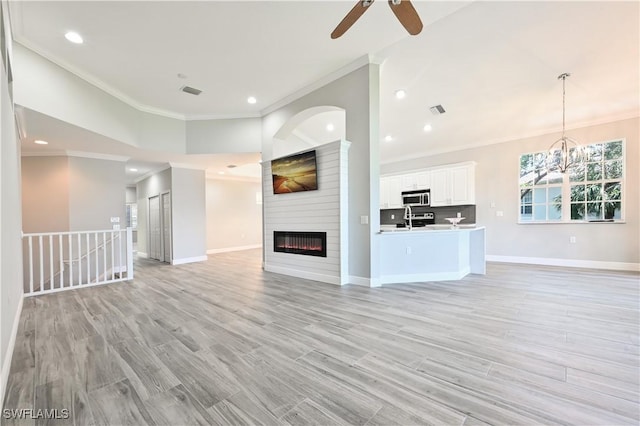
[272,106,346,159]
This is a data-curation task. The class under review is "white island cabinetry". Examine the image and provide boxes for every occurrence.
[379,227,486,284]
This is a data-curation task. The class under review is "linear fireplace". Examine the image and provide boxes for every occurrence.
[273,231,327,257]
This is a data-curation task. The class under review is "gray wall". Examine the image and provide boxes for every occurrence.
[136,167,172,257]
[68,157,126,231]
[171,168,207,262]
[21,156,126,233]
[21,156,70,233]
[262,64,380,283]
[187,118,262,154]
[125,186,137,204]
[1,6,24,401]
[382,117,640,265]
[206,178,262,251]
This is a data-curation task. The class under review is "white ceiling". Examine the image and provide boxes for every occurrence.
[9,1,640,180]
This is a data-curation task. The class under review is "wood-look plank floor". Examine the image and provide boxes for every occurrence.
[3,249,639,425]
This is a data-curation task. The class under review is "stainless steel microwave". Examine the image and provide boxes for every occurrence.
[402,190,430,206]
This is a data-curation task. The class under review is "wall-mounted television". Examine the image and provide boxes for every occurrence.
[271,150,318,194]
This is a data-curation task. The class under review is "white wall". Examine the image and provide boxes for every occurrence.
[382,117,640,268]
[205,178,262,252]
[21,156,70,233]
[68,157,126,231]
[171,167,207,263]
[263,141,349,284]
[262,64,380,284]
[136,167,171,257]
[1,2,24,403]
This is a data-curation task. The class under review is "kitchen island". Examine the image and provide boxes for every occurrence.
[378,226,485,284]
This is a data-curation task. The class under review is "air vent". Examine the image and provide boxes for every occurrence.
[180,85,202,96]
[227,164,237,169]
[429,104,446,115]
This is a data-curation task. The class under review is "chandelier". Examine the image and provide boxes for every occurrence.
[547,73,585,173]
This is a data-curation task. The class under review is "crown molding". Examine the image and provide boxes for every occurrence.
[381,111,640,165]
[14,40,187,121]
[261,54,374,116]
[184,112,262,121]
[168,162,207,171]
[65,150,129,162]
[21,150,67,157]
[135,163,171,184]
[205,173,260,183]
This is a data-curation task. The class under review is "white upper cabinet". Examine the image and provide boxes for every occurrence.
[430,162,475,206]
[380,176,403,209]
[401,171,430,191]
[381,161,475,208]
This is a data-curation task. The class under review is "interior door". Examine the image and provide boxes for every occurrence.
[148,195,161,260]
[162,192,171,263]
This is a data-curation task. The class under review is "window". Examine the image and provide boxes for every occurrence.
[519,139,624,223]
[126,203,138,229]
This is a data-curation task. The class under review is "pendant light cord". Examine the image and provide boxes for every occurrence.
[558,72,570,139]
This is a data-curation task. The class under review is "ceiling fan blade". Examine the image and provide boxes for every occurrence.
[331,0,375,39]
[388,0,423,35]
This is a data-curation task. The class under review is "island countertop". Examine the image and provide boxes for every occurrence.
[378,224,483,234]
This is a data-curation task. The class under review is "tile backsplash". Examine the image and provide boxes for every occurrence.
[380,205,476,225]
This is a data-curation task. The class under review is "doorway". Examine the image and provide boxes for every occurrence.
[148,192,171,263]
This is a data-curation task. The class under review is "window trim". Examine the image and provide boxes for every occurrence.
[517,138,626,224]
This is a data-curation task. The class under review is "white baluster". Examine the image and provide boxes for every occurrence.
[49,235,54,291]
[39,235,44,293]
[68,234,73,288]
[95,233,99,283]
[103,232,107,283]
[59,234,64,289]
[111,232,115,280]
[28,236,34,294]
[86,233,90,284]
[77,233,82,285]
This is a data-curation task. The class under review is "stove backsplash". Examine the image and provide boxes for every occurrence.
[380,205,476,226]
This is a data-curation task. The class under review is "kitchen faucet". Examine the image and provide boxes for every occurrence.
[404,205,413,230]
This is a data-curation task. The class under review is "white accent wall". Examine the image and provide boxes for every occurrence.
[263,140,350,285]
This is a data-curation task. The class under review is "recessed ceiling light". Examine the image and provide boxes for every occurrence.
[395,89,406,99]
[64,31,83,44]
[247,96,257,104]
[423,124,433,132]
[326,123,335,132]
[218,171,225,175]
[384,135,393,142]
[34,140,48,145]
[129,168,138,172]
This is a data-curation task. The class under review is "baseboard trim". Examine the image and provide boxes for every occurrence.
[137,251,149,259]
[1,294,24,405]
[264,264,342,286]
[348,275,371,287]
[380,269,470,285]
[486,255,640,272]
[207,244,262,254]
[171,255,208,265]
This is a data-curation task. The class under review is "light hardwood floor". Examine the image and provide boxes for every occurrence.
[3,249,639,425]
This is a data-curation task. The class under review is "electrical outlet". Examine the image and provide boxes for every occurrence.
[406,246,412,254]
[496,210,504,217]
[360,215,369,225]
[391,214,395,220]
[570,236,576,243]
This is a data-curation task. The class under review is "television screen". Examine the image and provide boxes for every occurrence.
[271,150,318,194]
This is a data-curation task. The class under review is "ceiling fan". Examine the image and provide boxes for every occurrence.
[331,0,423,39]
